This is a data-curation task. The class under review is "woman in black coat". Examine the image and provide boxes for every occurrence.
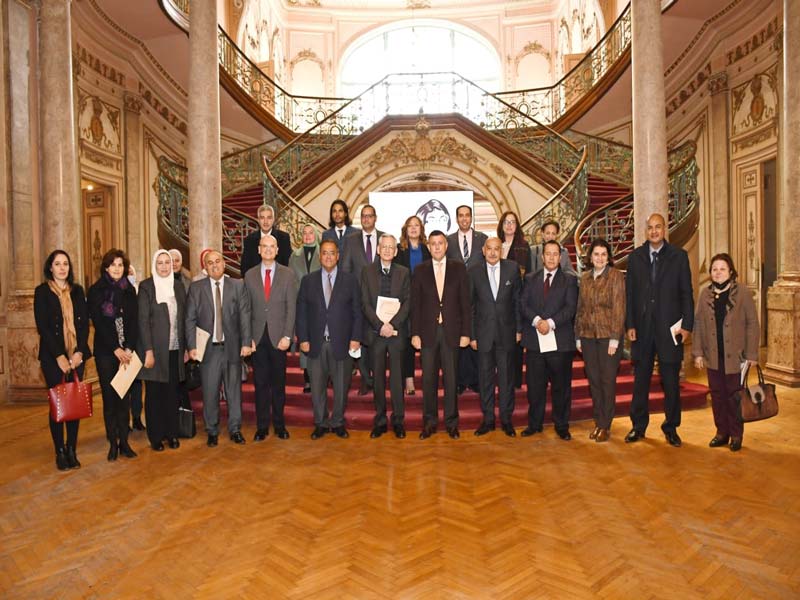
[137,249,186,451]
[88,248,139,462]
[34,250,91,471]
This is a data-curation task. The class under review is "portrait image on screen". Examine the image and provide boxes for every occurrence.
[368,190,473,238]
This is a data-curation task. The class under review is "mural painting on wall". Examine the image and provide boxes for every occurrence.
[77,93,121,154]
[731,66,778,137]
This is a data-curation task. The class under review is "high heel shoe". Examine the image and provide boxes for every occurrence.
[107,441,119,462]
[118,441,137,459]
[56,447,70,471]
[66,445,81,469]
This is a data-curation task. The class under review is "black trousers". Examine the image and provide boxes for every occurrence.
[144,350,180,446]
[402,341,417,381]
[582,338,622,429]
[371,334,405,427]
[95,354,130,443]
[41,354,83,452]
[129,379,143,422]
[252,323,287,431]
[457,346,479,388]
[525,350,572,433]
[630,338,682,433]
[477,343,515,426]
[420,325,459,429]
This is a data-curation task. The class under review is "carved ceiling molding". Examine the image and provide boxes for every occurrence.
[74,43,126,87]
[510,41,552,72]
[726,16,780,66]
[289,48,325,70]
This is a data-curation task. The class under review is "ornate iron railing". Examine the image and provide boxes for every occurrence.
[220,143,278,198]
[572,140,699,268]
[563,130,633,187]
[494,4,631,125]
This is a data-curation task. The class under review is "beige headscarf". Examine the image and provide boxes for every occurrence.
[151,249,175,304]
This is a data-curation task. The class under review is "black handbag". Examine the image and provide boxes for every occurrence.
[736,364,778,423]
[185,360,201,390]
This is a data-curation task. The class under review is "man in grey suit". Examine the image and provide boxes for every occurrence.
[186,250,252,447]
[244,234,298,441]
[446,205,487,394]
[469,237,522,437]
[361,234,411,439]
[340,204,384,395]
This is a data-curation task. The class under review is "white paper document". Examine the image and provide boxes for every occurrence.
[376,296,400,336]
[740,360,750,387]
[111,351,143,398]
[670,318,683,345]
[195,327,211,362]
[536,329,558,353]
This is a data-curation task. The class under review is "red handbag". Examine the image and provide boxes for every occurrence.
[48,372,93,423]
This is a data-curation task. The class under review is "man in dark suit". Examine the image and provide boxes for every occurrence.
[340,204,384,395]
[519,240,578,440]
[296,239,363,440]
[240,204,292,275]
[446,205,487,395]
[469,237,522,437]
[244,234,298,441]
[186,250,252,447]
[321,198,360,249]
[625,213,694,447]
[361,234,411,439]
[411,230,472,439]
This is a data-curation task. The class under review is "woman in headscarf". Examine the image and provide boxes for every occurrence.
[289,223,321,392]
[137,249,187,451]
[88,248,139,461]
[34,250,91,470]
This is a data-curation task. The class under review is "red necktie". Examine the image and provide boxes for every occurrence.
[544,272,551,300]
[263,269,271,302]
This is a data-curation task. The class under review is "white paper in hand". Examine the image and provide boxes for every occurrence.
[536,329,558,353]
[670,319,683,345]
[195,327,211,362]
[111,351,143,398]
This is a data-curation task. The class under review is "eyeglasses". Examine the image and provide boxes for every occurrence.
[503,219,517,225]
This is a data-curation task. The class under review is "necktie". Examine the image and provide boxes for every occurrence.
[338,229,343,240]
[489,265,498,300]
[366,234,373,263]
[324,273,333,308]
[435,262,444,324]
[651,250,658,283]
[263,268,271,302]
[214,281,223,342]
[383,268,389,276]
[544,272,552,300]
[463,235,469,261]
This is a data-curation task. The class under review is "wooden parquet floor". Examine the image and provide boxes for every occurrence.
[1,376,798,599]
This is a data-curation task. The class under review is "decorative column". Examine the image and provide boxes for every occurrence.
[123,93,145,277]
[707,72,730,253]
[765,2,800,386]
[39,0,82,271]
[187,0,222,271]
[631,0,668,244]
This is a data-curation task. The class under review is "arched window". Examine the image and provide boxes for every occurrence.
[339,20,501,102]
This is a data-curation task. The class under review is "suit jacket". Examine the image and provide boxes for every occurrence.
[136,277,186,383]
[519,268,578,353]
[240,228,292,275]
[340,229,384,275]
[87,277,139,359]
[531,245,577,277]
[394,244,431,272]
[185,275,252,364]
[468,260,522,352]
[244,262,298,349]
[288,245,320,281]
[625,241,694,362]
[322,225,361,250]
[410,258,471,348]
[34,282,91,361]
[446,229,487,269]
[295,269,363,360]
[360,262,411,344]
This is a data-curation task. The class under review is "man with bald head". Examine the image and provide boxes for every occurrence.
[625,213,694,447]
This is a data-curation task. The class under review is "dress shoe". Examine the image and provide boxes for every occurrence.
[230,431,246,444]
[65,446,81,469]
[107,442,118,461]
[419,426,436,440]
[664,431,682,447]
[474,423,495,436]
[589,426,600,440]
[595,428,610,443]
[370,424,387,439]
[520,426,542,437]
[167,437,180,449]
[624,429,645,443]
[709,435,730,448]
[275,427,290,440]
[311,426,327,440]
[132,417,145,431]
[56,448,70,471]
[447,427,460,439]
[393,425,406,439]
[359,381,372,396]
[557,429,572,441]
[151,442,165,452]
[254,429,268,442]
[730,438,742,452]
[207,434,218,447]
[501,423,516,437]
[118,442,137,458]
[333,426,349,439]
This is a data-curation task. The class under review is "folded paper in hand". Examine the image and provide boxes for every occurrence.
[195,327,210,362]
[670,319,683,345]
[111,351,143,398]
[376,296,400,336]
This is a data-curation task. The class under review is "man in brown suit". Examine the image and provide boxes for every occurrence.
[411,230,472,439]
